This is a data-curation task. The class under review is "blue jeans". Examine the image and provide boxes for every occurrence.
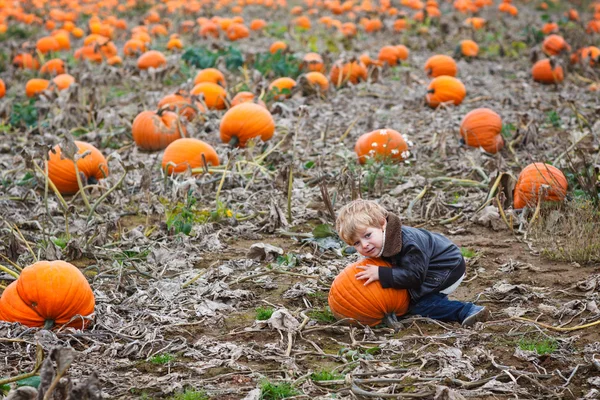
[406,292,473,323]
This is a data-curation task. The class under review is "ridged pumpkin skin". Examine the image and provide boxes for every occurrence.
[0,261,95,329]
[459,108,504,153]
[426,76,466,108]
[532,59,564,84]
[132,110,187,151]
[424,55,457,78]
[162,138,220,174]
[48,140,109,194]
[513,163,568,209]
[355,129,409,164]
[220,102,275,147]
[194,68,227,87]
[328,258,410,326]
[137,50,167,69]
[190,82,228,110]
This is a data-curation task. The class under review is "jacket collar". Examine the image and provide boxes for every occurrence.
[381,212,403,258]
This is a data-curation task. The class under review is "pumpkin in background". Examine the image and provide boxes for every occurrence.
[124,38,146,57]
[426,76,466,108]
[459,40,479,57]
[299,72,329,95]
[270,41,288,54]
[132,109,187,151]
[250,19,267,30]
[378,45,400,66]
[226,23,250,41]
[36,36,60,54]
[459,108,504,153]
[190,82,228,110]
[137,50,167,69]
[52,73,75,91]
[355,129,409,164]
[220,102,275,147]
[302,52,324,72]
[166,34,183,51]
[194,68,227,87]
[47,141,109,195]
[328,258,410,327]
[40,58,65,75]
[0,78,5,98]
[513,163,568,209]
[14,53,40,70]
[532,59,563,84]
[542,34,570,56]
[424,55,457,77]
[0,260,95,329]
[395,45,410,61]
[329,60,368,87]
[268,77,297,100]
[25,79,50,97]
[162,138,220,174]
[158,92,205,121]
[230,91,267,108]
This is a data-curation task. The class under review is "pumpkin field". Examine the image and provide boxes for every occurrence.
[1,0,600,397]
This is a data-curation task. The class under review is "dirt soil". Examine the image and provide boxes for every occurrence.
[1,0,600,399]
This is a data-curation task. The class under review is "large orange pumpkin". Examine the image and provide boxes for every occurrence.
[328,258,410,327]
[219,102,275,147]
[459,108,504,153]
[0,261,95,329]
[513,163,568,209]
[355,129,409,164]
[47,141,109,195]
[426,76,466,108]
[132,110,187,151]
[162,138,220,174]
[424,54,457,77]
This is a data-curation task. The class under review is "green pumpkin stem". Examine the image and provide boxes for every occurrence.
[383,313,403,332]
[43,319,55,330]
[229,136,240,148]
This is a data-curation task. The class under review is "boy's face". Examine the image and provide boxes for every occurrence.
[351,219,386,257]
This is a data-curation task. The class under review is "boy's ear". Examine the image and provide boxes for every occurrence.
[380,218,387,229]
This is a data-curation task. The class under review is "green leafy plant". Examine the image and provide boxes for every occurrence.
[276,253,298,268]
[310,369,343,382]
[501,123,515,139]
[256,306,275,321]
[546,111,561,128]
[253,51,302,79]
[182,46,243,71]
[460,247,476,258]
[166,192,197,235]
[518,336,558,355]
[10,99,39,128]
[169,389,209,400]
[51,234,71,250]
[259,379,299,399]
[265,23,288,39]
[361,157,405,195]
[149,353,176,365]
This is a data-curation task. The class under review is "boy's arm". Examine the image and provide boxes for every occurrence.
[378,245,429,289]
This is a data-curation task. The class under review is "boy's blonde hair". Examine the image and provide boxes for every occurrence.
[336,199,388,244]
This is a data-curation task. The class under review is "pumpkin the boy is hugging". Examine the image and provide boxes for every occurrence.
[335,199,489,327]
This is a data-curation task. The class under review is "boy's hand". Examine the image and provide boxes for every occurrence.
[355,264,380,286]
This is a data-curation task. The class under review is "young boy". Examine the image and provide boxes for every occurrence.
[335,199,488,327]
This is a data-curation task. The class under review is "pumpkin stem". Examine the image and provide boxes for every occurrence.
[43,319,55,330]
[383,313,404,332]
[229,136,240,148]
[87,176,98,185]
[426,89,435,94]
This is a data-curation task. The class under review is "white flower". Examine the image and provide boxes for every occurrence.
[379,129,388,135]
[382,143,387,148]
[371,142,378,147]
[401,150,411,159]
[391,149,399,155]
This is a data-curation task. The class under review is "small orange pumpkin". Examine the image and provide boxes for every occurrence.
[355,129,409,164]
[424,54,457,77]
[303,52,324,72]
[268,77,297,100]
[328,258,410,327]
[47,141,109,194]
[13,53,40,70]
[157,93,205,121]
[52,73,75,91]
[426,76,466,108]
[137,50,167,69]
[0,260,95,329]
[299,72,329,94]
[0,79,5,98]
[25,79,50,97]
[270,41,288,54]
[219,102,275,147]
[40,58,65,75]
[459,40,479,57]
[513,163,568,209]
[542,34,570,56]
[459,108,504,153]
[329,60,368,87]
[230,91,267,108]
[194,68,227,87]
[36,36,60,54]
[162,138,220,174]
[190,82,228,110]
[378,45,400,66]
[226,23,250,41]
[132,110,187,151]
[532,59,564,84]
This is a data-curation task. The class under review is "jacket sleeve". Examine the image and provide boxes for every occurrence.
[379,245,430,289]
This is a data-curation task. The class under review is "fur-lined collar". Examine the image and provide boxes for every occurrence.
[381,212,403,258]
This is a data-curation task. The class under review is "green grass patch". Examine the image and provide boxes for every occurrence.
[310,369,343,381]
[149,353,176,365]
[518,337,558,355]
[460,247,476,258]
[307,308,336,324]
[259,379,298,399]
[255,306,275,321]
[168,390,209,400]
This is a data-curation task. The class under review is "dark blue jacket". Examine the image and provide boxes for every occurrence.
[378,214,465,302]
